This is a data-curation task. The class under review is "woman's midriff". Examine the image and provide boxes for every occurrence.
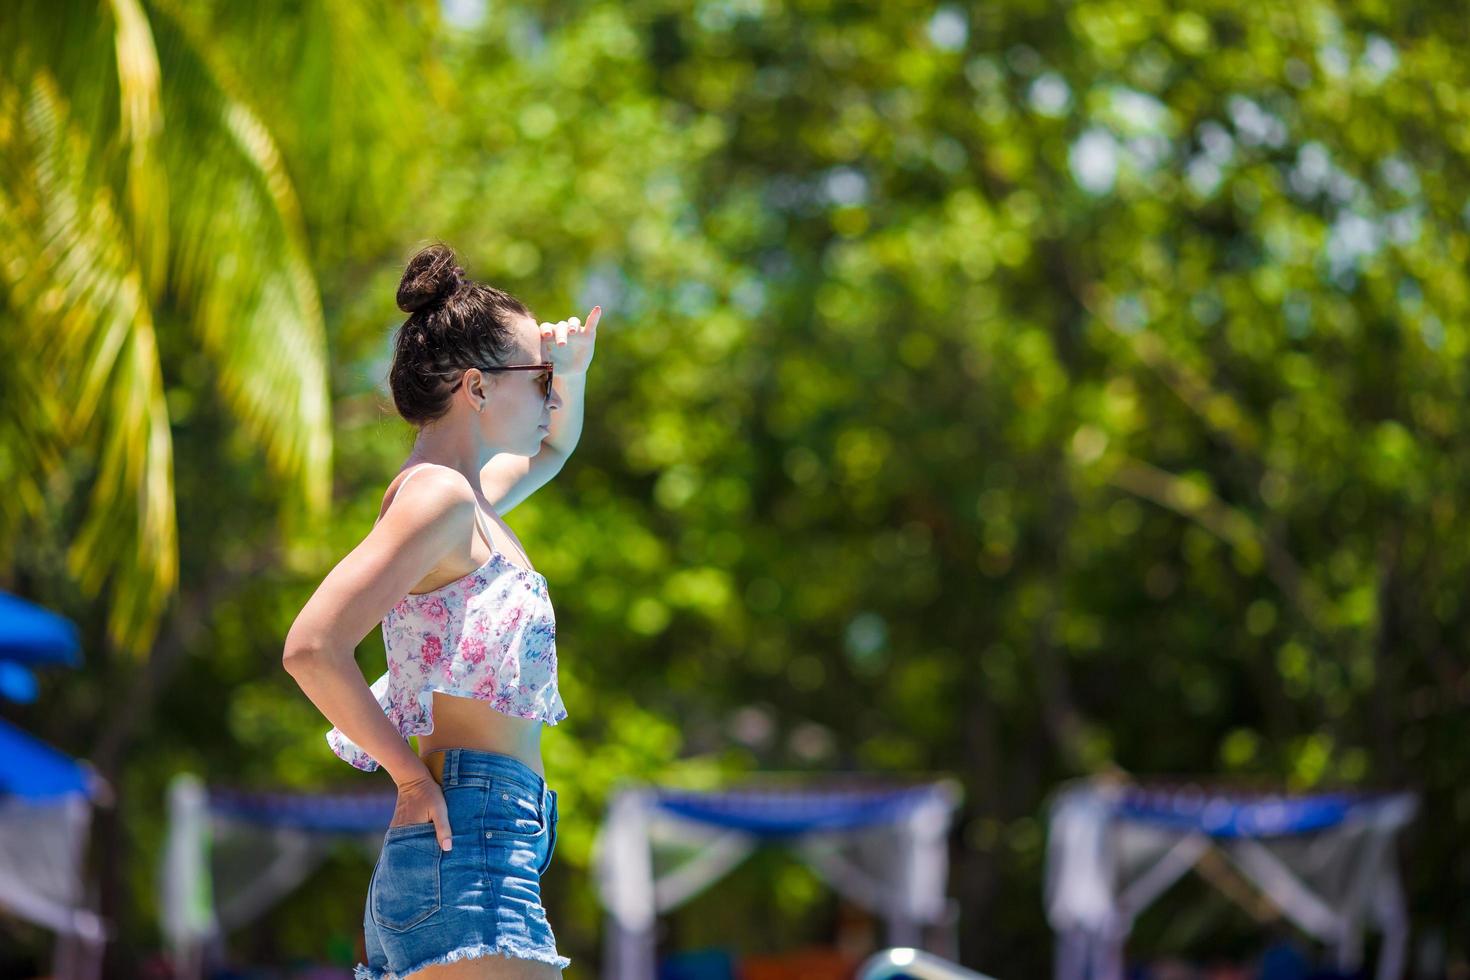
[418,690,544,784]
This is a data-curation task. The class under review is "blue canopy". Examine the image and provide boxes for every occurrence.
[0,590,81,667]
[0,716,97,801]
[1113,783,1403,838]
[652,781,950,836]
[207,785,396,833]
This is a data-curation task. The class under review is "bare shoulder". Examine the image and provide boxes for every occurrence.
[381,463,478,526]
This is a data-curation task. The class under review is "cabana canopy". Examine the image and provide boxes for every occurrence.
[1044,779,1417,980]
[0,716,100,802]
[0,594,105,978]
[594,776,963,980]
[0,718,105,948]
[160,773,397,979]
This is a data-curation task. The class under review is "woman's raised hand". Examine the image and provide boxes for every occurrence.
[539,305,600,374]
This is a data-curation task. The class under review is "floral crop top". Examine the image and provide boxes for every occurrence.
[325,465,567,772]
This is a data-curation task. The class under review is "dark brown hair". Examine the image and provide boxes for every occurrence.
[388,242,535,426]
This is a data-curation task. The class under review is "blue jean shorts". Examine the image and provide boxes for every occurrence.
[355,748,570,979]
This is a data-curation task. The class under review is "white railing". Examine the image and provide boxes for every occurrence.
[855,947,999,980]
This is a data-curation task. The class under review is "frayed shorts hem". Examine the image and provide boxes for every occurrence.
[353,940,571,979]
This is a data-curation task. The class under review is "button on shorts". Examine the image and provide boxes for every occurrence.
[354,748,569,978]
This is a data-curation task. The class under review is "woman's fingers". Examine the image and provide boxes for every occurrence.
[433,798,453,851]
[541,308,599,350]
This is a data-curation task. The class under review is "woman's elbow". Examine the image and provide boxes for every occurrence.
[282,624,329,671]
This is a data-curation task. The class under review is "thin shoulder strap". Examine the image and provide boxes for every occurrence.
[471,499,497,551]
[396,463,436,494]
[373,463,436,527]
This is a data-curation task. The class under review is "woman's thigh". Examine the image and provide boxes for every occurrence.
[411,955,561,980]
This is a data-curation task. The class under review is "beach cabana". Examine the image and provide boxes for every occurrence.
[593,776,964,980]
[1044,779,1417,980]
[0,591,108,980]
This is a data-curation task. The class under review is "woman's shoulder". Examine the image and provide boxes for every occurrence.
[377,463,479,526]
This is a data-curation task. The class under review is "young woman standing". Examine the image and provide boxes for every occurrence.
[283,242,599,979]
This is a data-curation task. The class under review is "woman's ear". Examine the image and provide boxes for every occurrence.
[465,369,487,412]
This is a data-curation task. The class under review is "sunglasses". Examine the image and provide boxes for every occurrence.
[449,363,555,402]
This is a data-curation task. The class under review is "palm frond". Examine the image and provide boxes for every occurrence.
[0,74,177,653]
[148,3,334,510]
[157,0,438,265]
[108,0,170,299]
[0,0,424,654]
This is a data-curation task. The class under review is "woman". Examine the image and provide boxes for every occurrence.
[283,242,598,979]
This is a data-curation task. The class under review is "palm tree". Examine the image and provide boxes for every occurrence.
[0,0,428,658]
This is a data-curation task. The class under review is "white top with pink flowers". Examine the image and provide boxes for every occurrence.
[325,465,567,772]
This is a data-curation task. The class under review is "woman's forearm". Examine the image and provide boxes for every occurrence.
[542,369,585,457]
[283,649,429,784]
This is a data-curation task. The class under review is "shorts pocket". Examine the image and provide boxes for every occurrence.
[480,778,549,840]
[534,789,559,877]
[443,781,488,831]
[370,823,443,932]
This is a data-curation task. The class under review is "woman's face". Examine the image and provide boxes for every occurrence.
[468,313,559,455]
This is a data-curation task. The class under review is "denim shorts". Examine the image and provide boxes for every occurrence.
[355,748,569,979]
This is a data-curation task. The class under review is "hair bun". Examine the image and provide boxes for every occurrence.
[396,243,464,314]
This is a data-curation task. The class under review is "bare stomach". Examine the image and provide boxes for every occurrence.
[415,691,544,779]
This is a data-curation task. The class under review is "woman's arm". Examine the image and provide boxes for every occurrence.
[481,369,586,513]
[282,468,481,784]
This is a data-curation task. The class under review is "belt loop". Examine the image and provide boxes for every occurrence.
[446,748,459,786]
